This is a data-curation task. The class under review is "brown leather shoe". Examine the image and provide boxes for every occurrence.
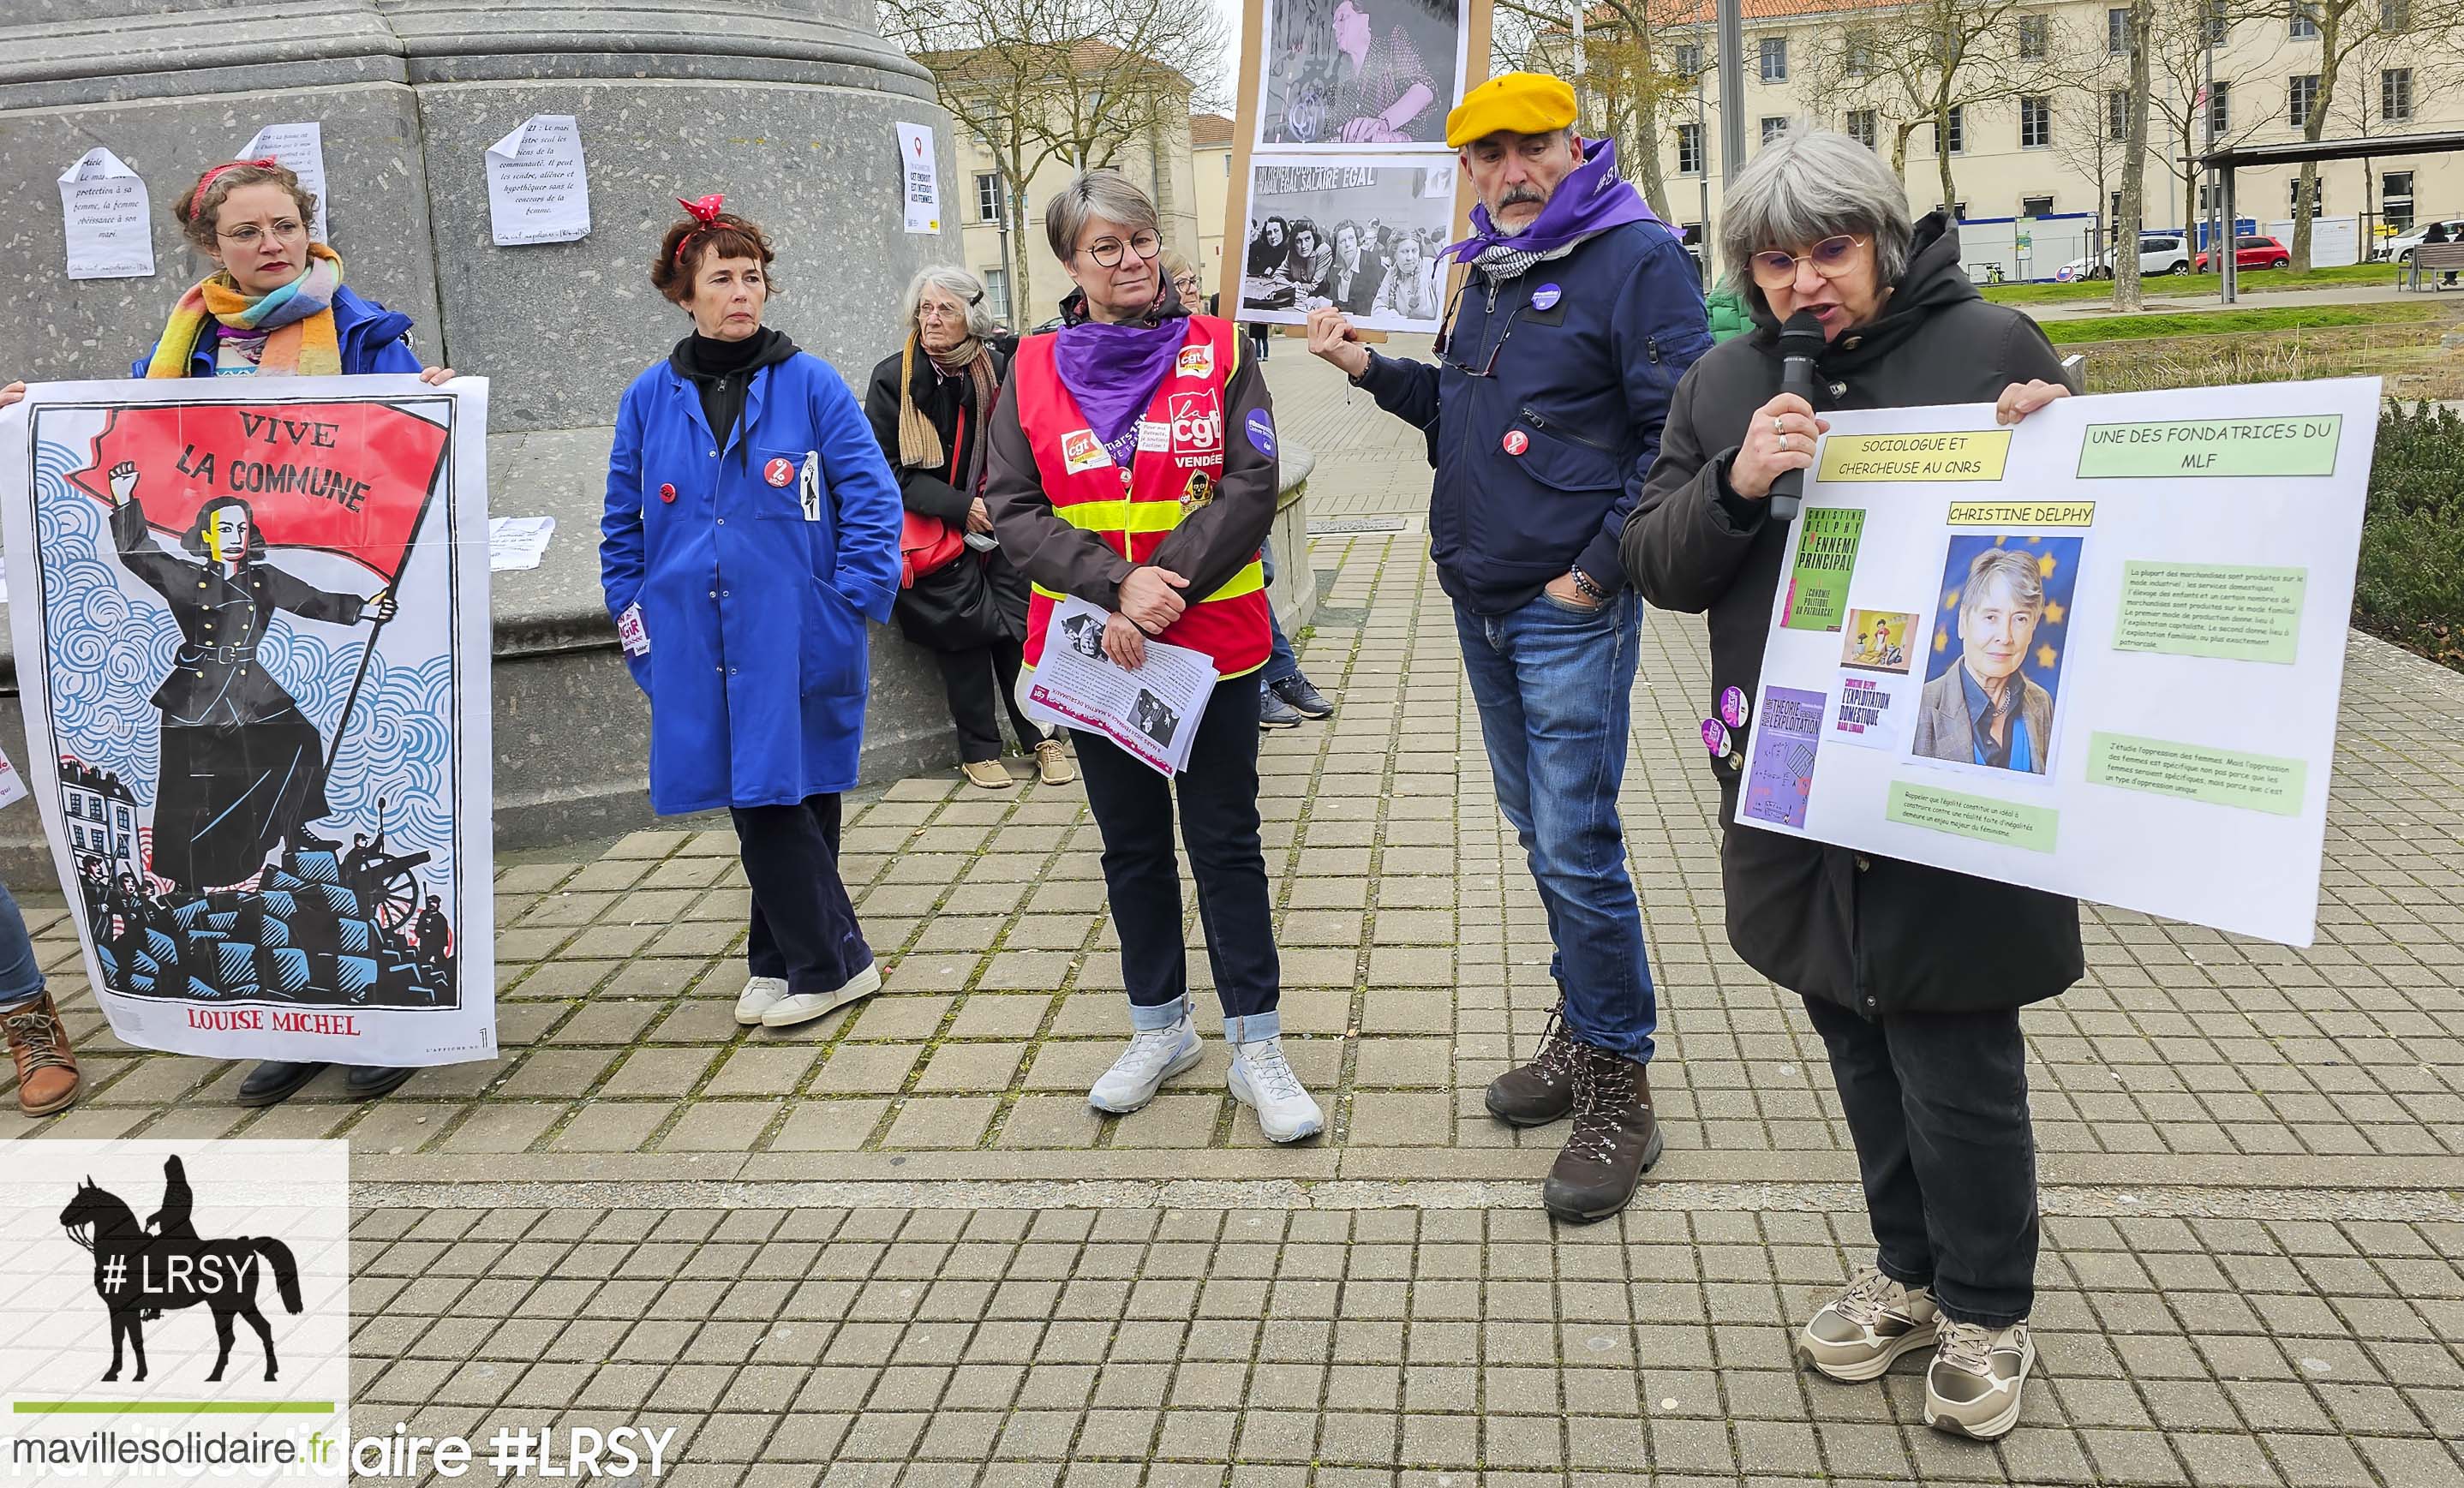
[5,992,83,1118]
[1540,1043,1664,1224]
[1484,1001,1581,1126]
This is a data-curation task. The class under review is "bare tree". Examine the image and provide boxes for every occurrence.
[2146,0,2279,248]
[2114,0,2156,308]
[1498,1,1686,221]
[2050,86,2124,259]
[882,0,1221,296]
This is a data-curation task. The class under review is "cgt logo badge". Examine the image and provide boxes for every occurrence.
[1168,392,1222,453]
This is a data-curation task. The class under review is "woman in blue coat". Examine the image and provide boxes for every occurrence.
[599,198,904,1031]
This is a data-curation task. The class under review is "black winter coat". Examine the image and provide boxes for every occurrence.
[1620,213,2084,1019]
[862,341,1030,650]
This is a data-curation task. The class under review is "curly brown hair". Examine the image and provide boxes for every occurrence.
[652,212,780,304]
[173,161,320,251]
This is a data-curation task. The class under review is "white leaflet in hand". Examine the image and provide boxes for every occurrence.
[484,115,591,246]
[1020,597,1218,775]
[57,147,155,281]
[487,515,557,571]
[241,123,330,242]
[894,123,940,234]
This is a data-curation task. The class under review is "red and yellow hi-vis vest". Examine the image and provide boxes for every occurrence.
[1012,315,1270,678]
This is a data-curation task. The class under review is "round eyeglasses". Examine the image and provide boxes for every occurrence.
[1078,230,1162,268]
[1749,235,1868,289]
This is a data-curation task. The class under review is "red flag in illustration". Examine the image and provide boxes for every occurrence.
[67,402,450,585]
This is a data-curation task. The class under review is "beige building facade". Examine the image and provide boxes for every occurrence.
[951,109,1204,330]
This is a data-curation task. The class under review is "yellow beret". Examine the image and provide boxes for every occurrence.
[1444,72,1578,148]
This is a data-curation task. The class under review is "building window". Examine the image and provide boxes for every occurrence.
[2383,170,2415,229]
[2290,1,2317,36]
[1678,122,1704,175]
[1845,31,1873,75]
[2288,74,2317,128]
[2209,80,2231,133]
[2018,15,2048,58]
[973,171,1002,224]
[2198,181,2220,212]
[2382,0,2410,26]
[1673,42,1702,75]
[980,267,1010,324]
[2290,178,2323,215]
[2023,194,2054,217]
[2108,7,2132,53]
[1945,105,1965,154]
[1761,37,1788,81]
[2020,96,2051,148]
[2108,89,2129,141]
[2203,1,2228,41]
[2383,69,2413,122]
[1846,109,1878,149]
[1761,117,1788,145]
[2110,189,2125,225]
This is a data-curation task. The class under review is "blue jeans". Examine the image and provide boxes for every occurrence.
[0,879,46,1013]
[1260,539,1301,686]
[1454,590,1657,1061]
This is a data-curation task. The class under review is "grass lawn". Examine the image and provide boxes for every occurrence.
[2038,299,2448,344]
[1983,262,2392,304]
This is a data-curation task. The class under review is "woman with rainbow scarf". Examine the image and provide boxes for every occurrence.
[0,157,454,1118]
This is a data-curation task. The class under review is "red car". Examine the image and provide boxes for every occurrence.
[2195,235,2293,272]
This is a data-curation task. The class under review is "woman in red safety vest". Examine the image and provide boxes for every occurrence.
[983,171,1322,1144]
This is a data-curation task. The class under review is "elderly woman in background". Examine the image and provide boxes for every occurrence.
[601,198,903,1033]
[1911,547,2055,773]
[864,266,1073,791]
[0,157,452,1114]
[984,171,1321,1144]
[1620,129,2078,1442]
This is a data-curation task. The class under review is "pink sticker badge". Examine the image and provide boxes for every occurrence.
[1701,718,1731,756]
[1502,429,1529,456]
[1719,686,1749,728]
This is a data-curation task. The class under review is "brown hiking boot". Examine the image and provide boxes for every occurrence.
[1540,1042,1664,1223]
[5,993,83,1118]
[1485,1001,1581,1126]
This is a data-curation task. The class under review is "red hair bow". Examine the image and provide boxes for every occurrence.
[189,157,282,215]
[678,194,726,226]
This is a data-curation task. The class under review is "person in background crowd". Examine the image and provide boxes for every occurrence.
[1308,72,1711,1223]
[3,157,452,1112]
[985,171,1322,1144]
[1256,538,1333,729]
[1163,251,1203,310]
[1,882,76,1118]
[1621,128,2078,1442]
[864,266,1074,792]
[600,196,903,1033]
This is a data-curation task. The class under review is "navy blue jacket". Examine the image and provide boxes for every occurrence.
[131,284,422,379]
[1355,218,1711,613]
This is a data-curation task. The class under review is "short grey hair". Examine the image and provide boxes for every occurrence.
[902,266,998,339]
[1719,126,1913,314]
[1960,547,2046,621]
[1044,170,1160,262]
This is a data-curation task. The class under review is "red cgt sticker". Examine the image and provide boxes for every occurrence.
[764,457,796,487]
[658,482,677,504]
[1502,429,1529,456]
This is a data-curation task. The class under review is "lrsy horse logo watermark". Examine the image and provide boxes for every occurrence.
[3,1140,349,1484]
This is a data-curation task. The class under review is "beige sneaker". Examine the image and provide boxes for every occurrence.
[1796,1267,1941,1382]
[1033,738,1076,786]
[961,758,1014,790]
[1925,1318,2035,1440]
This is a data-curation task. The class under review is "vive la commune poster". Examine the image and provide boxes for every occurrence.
[0,375,496,1067]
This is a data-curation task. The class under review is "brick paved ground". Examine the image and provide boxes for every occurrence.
[10,359,2464,1485]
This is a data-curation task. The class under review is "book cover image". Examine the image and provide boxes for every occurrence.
[1782,507,1867,631]
[1743,686,1827,828]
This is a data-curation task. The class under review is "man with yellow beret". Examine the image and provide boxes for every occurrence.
[1307,69,1712,1225]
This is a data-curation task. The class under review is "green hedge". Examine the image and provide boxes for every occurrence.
[2355,401,2464,670]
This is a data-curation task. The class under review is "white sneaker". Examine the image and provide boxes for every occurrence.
[1088,1017,1202,1114]
[760,962,883,1029]
[1229,1037,1324,1143]
[734,976,789,1025]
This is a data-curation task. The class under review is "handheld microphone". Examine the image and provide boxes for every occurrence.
[1767,309,1827,523]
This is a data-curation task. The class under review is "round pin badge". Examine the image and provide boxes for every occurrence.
[763,457,795,487]
[1719,685,1749,729]
[1725,750,1744,770]
[658,482,677,504]
[1701,718,1731,756]
[1502,429,1530,456]
[1531,284,1563,310]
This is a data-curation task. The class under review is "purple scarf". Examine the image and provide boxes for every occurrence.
[1446,139,1656,262]
[1054,275,1190,454]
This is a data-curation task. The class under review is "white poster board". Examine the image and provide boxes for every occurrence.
[240,123,330,243]
[484,114,591,245]
[0,375,497,1066]
[895,122,940,234]
[1255,0,1470,148]
[1236,154,1457,332]
[57,147,155,281]
[1737,379,2378,947]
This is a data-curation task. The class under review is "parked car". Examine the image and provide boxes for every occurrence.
[2382,218,2464,264]
[2055,236,2192,281]
[2194,235,2292,272]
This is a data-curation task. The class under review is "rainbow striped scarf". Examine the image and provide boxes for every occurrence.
[145,243,344,379]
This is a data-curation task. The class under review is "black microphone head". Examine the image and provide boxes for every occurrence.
[1777,309,1827,358]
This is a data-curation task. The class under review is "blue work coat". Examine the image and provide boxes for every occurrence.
[599,353,903,815]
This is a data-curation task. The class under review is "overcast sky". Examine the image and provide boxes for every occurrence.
[1204,0,1242,111]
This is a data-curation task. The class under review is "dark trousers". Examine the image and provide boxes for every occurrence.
[937,638,1044,762]
[1074,670,1280,1036]
[1801,994,2039,1327]
[731,793,872,995]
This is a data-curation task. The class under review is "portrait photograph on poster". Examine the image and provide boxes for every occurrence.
[1257,0,1468,148]
[1238,156,1458,332]
[0,376,497,1068]
[1909,535,2083,778]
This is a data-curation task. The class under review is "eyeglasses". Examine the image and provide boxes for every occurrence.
[1433,286,1523,379]
[217,219,307,247]
[1079,230,1161,268]
[1748,235,1868,288]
